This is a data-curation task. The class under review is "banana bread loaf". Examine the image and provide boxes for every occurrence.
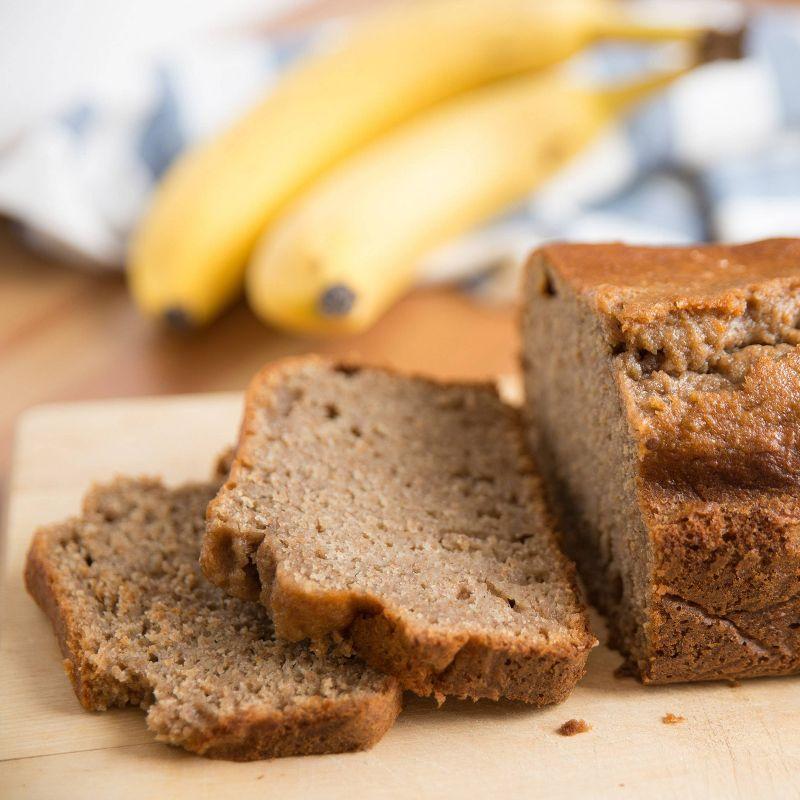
[25,477,401,760]
[203,357,596,703]
[521,238,800,683]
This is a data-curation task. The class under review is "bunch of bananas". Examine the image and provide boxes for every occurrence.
[129,0,713,334]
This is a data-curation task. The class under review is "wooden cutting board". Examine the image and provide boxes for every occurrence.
[2,393,798,799]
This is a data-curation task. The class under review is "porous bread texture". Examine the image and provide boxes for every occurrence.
[25,478,401,760]
[522,239,800,684]
[203,357,595,704]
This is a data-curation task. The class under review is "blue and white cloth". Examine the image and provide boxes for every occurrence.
[0,4,797,300]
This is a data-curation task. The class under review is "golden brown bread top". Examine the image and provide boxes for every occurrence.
[538,239,800,299]
[537,239,800,373]
[533,239,800,491]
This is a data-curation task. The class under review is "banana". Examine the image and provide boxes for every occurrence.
[128,0,704,326]
[246,67,689,334]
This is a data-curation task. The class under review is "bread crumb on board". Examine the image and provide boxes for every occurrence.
[557,719,591,736]
[662,713,685,725]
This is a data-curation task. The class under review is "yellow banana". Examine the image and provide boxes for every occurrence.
[246,66,689,334]
[128,0,704,326]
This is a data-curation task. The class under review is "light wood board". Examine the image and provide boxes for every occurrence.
[2,393,799,800]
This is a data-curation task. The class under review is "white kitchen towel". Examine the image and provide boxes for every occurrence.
[0,5,797,298]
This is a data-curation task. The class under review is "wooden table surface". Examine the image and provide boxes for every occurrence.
[0,222,517,509]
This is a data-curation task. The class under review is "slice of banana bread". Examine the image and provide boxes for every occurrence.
[25,478,401,760]
[202,357,596,704]
[522,238,800,683]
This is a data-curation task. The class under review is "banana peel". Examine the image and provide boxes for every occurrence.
[128,0,707,327]
[245,66,692,335]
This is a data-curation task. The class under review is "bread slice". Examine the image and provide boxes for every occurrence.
[521,239,800,683]
[25,477,401,760]
[202,357,595,704]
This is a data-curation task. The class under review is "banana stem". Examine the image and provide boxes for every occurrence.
[599,65,691,113]
[595,15,704,45]
[595,9,744,63]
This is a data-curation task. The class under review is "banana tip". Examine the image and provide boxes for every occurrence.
[163,307,195,330]
[318,284,356,317]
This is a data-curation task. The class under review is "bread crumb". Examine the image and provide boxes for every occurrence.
[727,679,741,688]
[662,713,685,725]
[557,718,590,736]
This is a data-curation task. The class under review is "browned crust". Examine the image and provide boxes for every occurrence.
[204,355,596,704]
[25,529,151,711]
[535,239,800,293]
[348,611,591,704]
[261,559,593,704]
[648,489,800,615]
[24,490,402,761]
[641,593,800,684]
[160,689,402,761]
[596,491,800,683]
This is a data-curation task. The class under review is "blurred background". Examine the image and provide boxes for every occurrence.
[1,0,799,492]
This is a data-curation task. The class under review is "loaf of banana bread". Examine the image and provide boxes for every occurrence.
[521,239,800,683]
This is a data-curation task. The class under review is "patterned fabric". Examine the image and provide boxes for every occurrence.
[0,6,797,300]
